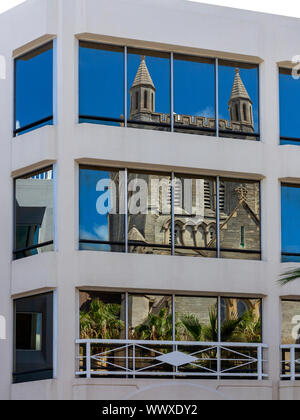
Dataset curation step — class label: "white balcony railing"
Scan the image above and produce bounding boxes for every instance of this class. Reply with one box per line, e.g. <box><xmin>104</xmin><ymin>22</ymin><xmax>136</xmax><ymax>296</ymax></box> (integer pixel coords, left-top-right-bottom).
<box><xmin>76</xmin><ymin>339</ymin><xmax>268</xmax><ymax>380</ymax></box>
<box><xmin>281</xmin><ymin>345</ymin><xmax>300</xmax><ymax>380</ymax></box>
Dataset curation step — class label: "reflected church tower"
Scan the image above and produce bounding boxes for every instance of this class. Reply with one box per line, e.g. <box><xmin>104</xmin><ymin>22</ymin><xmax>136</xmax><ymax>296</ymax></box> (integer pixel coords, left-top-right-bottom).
<box><xmin>228</xmin><ymin>68</ymin><xmax>254</xmax><ymax>133</ymax></box>
<box><xmin>129</xmin><ymin>56</ymin><xmax>156</xmax><ymax>122</ymax></box>
<box><xmin>106</xmin><ymin>59</ymin><xmax>260</xmax><ymax>258</ymax></box>
<box><xmin>129</xmin><ymin>57</ymin><xmax>254</xmax><ymax>135</ymax></box>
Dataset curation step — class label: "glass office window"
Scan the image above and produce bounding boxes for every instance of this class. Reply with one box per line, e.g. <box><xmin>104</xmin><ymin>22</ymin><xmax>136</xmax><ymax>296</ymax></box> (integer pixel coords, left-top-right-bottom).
<box><xmin>282</xmin><ymin>300</ymin><xmax>300</xmax><ymax>345</ymax></box>
<box><xmin>221</xmin><ymin>298</ymin><xmax>262</xmax><ymax>343</ymax></box>
<box><xmin>79</xmin><ymin>166</ymin><xmax>125</xmax><ymax>252</ymax></box>
<box><xmin>127</xmin><ymin>171</ymin><xmax>172</xmax><ymax>255</ymax></box>
<box><xmin>14</xmin><ymin>42</ymin><xmax>53</xmax><ymax>136</ymax></box>
<box><xmin>175</xmin><ymin>296</ymin><xmax>218</xmax><ymax>341</ymax></box>
<box><xmin>127</xmin><ymin>48</ymin><xmax>170</xmax><ymax>131</ymax></box>
<box><xmin>14</xmin><ymin>292</ymin><xmax>53</xmax><ymax>384</ymax></box>
<box><xmin>281</xmin><ymin>184</ymin><xmax>300</xmax><ymax>262</ymax></box>
<box><xmin>279</xmin><ymin>68</ymin><xmax>300</xmax><ymax>145</ymax></box>
<box><xmin>128</xmin><ymin>294</ymin><xmax>172</xmax><ymax>340</ymax></box>
<box><xmin>219</xmin><ymin>179</ymin><xmax>261</xmax><ymax>260</ymax></box>
<box><xmin>174</xmin><ymin>54</ymin><xmax>215</xmax><ymax>135</ymax></box>
<box><xmin>174</xmin><ymin>174</ymin><xmax>217</xmax><ymax>258</ymax></box>
<box><xmin>80</xmin><ymin>291</ymin><xmax>126</xmax><ymax>339</ymax></box>
<box><xmin>79</xmin><ymin>41</ymin><xmax>124</xmax><ymax>126</ymax></box>
<box><xmin>14</xmin><ymin>167</ymin><xmax>54</xmax><ymax>260</ymax></box>
<box><xmin>218</xmin><ymin>60</ymin><xmax>259</xmax><ymax>141</ymax></box>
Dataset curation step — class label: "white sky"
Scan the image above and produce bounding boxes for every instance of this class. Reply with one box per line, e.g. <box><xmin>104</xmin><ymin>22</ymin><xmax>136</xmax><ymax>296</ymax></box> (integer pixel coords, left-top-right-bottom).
<box><xmin>1</xmin><ymin>0</ymin><xmax>300</xmax><ymax>19</ymax></box>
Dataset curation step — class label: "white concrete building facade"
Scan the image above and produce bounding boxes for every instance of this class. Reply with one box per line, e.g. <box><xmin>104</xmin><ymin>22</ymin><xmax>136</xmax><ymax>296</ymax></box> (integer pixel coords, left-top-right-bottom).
<box><xmin>1</xmin><ymin>0</ymin><xmax>300</xmax><ymax>400</ymax></box>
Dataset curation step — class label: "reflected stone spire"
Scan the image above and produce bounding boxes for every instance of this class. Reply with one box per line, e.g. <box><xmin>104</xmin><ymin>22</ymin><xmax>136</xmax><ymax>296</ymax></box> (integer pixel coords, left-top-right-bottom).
<box><xmin>228</xmin><ymin>68</ymin><xmax>254</xmax><ymax>131</ymax></box>
<box><xmin>131</xmin><ymin>55</ymin><xmax>155</xmax><ymax>89</ymax></box>
<box><xmin>129</xmin><ymin>56</ymin><xmax>156</xmax><ymax>119</ymax></box>
<box><xmin>229</xmin><ymin>68</ymin><xmax>251</xmax><ymax>102</ymax></box>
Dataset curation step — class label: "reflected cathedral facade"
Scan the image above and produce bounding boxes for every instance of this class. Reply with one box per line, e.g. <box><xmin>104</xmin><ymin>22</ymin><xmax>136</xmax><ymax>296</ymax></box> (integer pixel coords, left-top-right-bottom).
<box><xmin>108</xmin><ymin>57</ymin><xmax>260</xmax><ymax>260</ymax></box>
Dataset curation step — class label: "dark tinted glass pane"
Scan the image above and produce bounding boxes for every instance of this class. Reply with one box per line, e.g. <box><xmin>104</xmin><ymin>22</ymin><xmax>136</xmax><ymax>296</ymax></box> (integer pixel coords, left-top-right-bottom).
<box><xmin>14</xmin><ymin>292</ymin><xmax>53</xmax><ymax>384</ymax></box>
<box><xmin>79</xmin><ymin>42</ymin><xmax>124</xmax><ymax>125</ymax></box>
<box><xmin>221</xmin><ymin>298</ymin><xmax>262</xmax><ymax>342</ymax></box>
<box><xmin>14</xmin><ymin>168</ymin><xmax>54</xmax><ymax>259</ymax></box>
<box><xmin>16</xmin><ymin>313</ymin><xmax>42</xmax><ymax>350</ymax></box>
<box><xmin>127</xmin><ymin>48</ymin><xmax>170</xmax><ymax>131</ymax></box>
<box><xmin>79</xmin><ymin>167</ymin><xmax>125</xmax><ymax>252</ymax></box>
<box><xmin>174</xmin><ymin>175</ymin><xmax>217</xmax><ymax>257</ymax></box>
<box><xmin>80</xmin><ymin>291</ymin><xmax>126</xmax><ymax>339</ymax></box>
<box><xmin>281</xmin><ymin>184</ymin><xmax>300</xmax><ymax>261</ymax></box>
<box><xmin>127</xmin><ymin>171</ymin><xmax>171</xmax><ymax>254</ymax></box>
<box><xmin>219</xmin><ymin>180</ymin><xmax>261</xmax><ymax>260</ymax></box>
<box><xmin>218</xmin><ymin>61</ymin><xmax>259</xmax><ymax>140</ymax></box>
<box><xmin>15</xmin><ymin>42</ymin><xmax>53</xmax><ymax>134</ymax></box>
<box><xmin>175</xmin><ymin>296</ymin><xmax>218</xmax><ymax>341</ymax></box>
<box><xmin>128</xmin><ymin>294</ymin><xmax>172</xmax><ymax>340</ymax></box>
<box><xmin>174</xmin><ymin>55</ymin><xmax>215</xmax><ymax>135</ymax></box>
<box><xmin>279</xmin><ymin>68</ymin><xmax>300</xmax><ymax>143</ymax></box>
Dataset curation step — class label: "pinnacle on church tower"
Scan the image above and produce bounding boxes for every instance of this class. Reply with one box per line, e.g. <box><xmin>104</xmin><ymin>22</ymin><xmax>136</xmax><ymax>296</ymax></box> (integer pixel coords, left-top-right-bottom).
<box><xmin>129</xmin><ymin>56</ymin><xmax>156</xmax><ymax>119</ymax></box>
<box><xmin>228</xmin><ymin>68</ymin><xmax>254</xmax><ymax>132</ymax></box>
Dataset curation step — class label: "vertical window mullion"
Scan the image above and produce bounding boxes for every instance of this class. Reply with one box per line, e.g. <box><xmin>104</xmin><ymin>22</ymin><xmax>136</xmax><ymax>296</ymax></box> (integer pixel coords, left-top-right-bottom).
<box><xmin>170</xmin><ymin>52</ymin><xmax>174</xmax><ymax>132</ymax></box>
<box><xmin>124</xmin><ymin>168</ymin><xmax>128</xmax><ymax>253</ymax></box>
<box><xmin>216</xmin><ymin>176</ymin><xmax>221</xmax><ymax>258</ymax></box>
<box><xmin>125</xmin><ymin>292</ymin><xmax>129</xmax><ymax>340</ymax></box>
<box><xmin>171</xmin><ymin>172</ymin><xmax>175</xmax><ymax>255</ymax></box>
<box><xmin>172</xmin><ymin>294</ymin><xmax>176</xmax><ymax>342</ymax></box>
<box><xmin>124</xmin><ymin>46</ymin><xmax>128</xmax><ymax>128</ymax></box>
<box><xmin>215</xmin><ymin>58</ymin><xmax>219</xmax><ymax>138</ymax></box>
<box><xmin>218</xmin><ymin>296</ymin><xmax>221</xmax><ymax>343</ymax></box>
<box><xmin>53</xmin><ymin>38</ymin><xmax>58</xmax><ymax>126</ymax></box>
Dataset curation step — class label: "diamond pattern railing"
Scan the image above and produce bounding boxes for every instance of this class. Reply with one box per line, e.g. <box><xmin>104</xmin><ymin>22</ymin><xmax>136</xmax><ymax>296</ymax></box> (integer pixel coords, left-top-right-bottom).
<box><xmin>281</xmin><ymin>345</ymin><xmax>300</xmax><ymax>380</ymax></box>
<box><xmin>76</xmin><ymin>339</ymin><xmax>268</xmax><ymax>380</ymax></box>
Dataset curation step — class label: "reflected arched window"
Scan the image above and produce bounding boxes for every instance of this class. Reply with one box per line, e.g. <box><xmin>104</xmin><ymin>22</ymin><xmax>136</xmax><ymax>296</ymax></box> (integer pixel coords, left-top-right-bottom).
<box><xmin>183</xmin><ymin>226</ymin><xmax>194</xmax><ymax>247</ymax></box>
<box><xmin>243</xmin><ymin>103</ymin><xmax>248</xmax><ymax>121</ymax></box>
<box><xmin>209</xmin><ymin>226</ymin><xmax>216</xmax><ymax>242</ymax></box>
<box><xmin>235</xmin><ymin>104</ymin><xmax>239</xmax><ymax>121</ymax></box>
<box><xmin>144</xmin><ymin>91</ymin><xmax>148</xmax><ymax>109</ymax></box>
<box><xmin>135</xmin><ymin>92</ymin><xmax>139</xmax><ymax>110</ymax></box>
<box><xmin>195</xmin><ymin>226</ymin><xmax>205</xmax><ymax>247</ymax></box>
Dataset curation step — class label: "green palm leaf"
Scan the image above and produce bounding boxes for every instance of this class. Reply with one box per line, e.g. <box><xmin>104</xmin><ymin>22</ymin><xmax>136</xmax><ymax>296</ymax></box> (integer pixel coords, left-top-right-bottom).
<box><xmin>278</xmin><ymin>268</ymin><xmax>300</xmax><ymax>286</ymax></box>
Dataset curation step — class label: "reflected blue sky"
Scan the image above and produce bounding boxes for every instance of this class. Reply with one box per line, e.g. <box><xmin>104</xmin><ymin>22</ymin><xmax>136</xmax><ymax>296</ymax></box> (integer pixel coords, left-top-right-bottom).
<box><xmin>79</xmin><ymin>44</ymin><xmax>124</xmax><ymax>120</ymax></box>
<box><xmin>80</xmin><ymin>169</ymin><xmax>110</xmax><ymax>242</ymax></box>
<box><xmin>79</xmin><ymin>168</ymin><xmax>125</xmax><ymax>250</ymax></box>
<box><xmin>174</xmin><ymin>58</ymin><xmax>215</xmax><ymax>118</ymax></box>
<box><xmin>279</xmin><ymin>72</ymin><xmax>300</xmax><ymax>139</ymax></box>
<box><xmin>15</xmin><ymin>45</ymin><xmax>53</xmax><ymax>130</ymax></box>
<box><xmin>218</xmin><ymin>65</ymin><xmax>259</xmax><ymax>132</ymax></box>
<box><xmin>281</xmin><ymin>185</ymin><xmax>300</xmax><ymax>259</ymax></box>
<box><xmin>127</xmin><ymin>52</ymin><xmax>170</xmax><ymax>115</ymax></box>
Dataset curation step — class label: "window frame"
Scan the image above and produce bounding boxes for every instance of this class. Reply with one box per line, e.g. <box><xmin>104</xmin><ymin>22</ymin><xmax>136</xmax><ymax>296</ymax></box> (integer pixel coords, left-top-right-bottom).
<box><xmin>79</xmin><ymin>290</ymin><xmax>263</xmax><ymax>345</ymax></box>
<box><xmin>13</xmin><ymin>40</ymin><xmax>54</xmax><ymax>137</ymax></box>
<box><xmin>79</xmin><ymin>165</ymin><xmax>261</xmax><ymax>260</ymax></box>
<box><xmin>281</xmin><ymin>182</ymin><xmax>300</xmax><ymax>261</ymax></box>
<box><xmin>13</xmin><ymin>165</ymin><xmax>55</xmax><ymax>260</ymax></box>
<box><xmin>13</xmin><ymin>291</ymin><xmax>55</xmax><ymax>384</ymax></box>
<box><xmin>279</xmin><ymin>67</ymin><xmax>300</xmax><ymax>145</ymax></box>
<box><xmin>78</xmin><ymin>39</ymin><xmax>261</xmax><ymax>141</ymax></box>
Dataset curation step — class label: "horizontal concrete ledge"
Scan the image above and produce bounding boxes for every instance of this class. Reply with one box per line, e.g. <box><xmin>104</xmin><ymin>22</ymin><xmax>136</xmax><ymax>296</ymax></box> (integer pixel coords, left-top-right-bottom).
<box><xmin>76</xmin><ymin>32</ymin><xmax>263</xmax><ymax>64</ymax></box>
<box><xmin>11</xmin><ymin>252</ymin><xmax>58</xmax><ymax>297</ymax></box>
<box><xmin>74</xmin><ymin>123</ymin><xmax>266</xmax><ymax>179</ymax></box>
<box><xmin>72</xmin><ymin>378</ymin><xmax>273</xmax><ymax>400</ymax></box>
<box><xmin>76</xmin><ymin>250</ymin><xmax>268</xmax><ymax>296</ymax></box>
<box><xmin>11</xmin><ymin>125</ymin><xmax>57</xmax><ymax>175</ymax></box>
